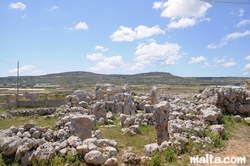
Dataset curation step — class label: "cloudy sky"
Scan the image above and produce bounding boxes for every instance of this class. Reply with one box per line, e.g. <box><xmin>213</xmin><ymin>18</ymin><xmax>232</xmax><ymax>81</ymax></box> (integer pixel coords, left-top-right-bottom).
<box><xmin>0</xmin><ymin>0</ymin><xmax>250</xmax><ymax>77</ymax></box>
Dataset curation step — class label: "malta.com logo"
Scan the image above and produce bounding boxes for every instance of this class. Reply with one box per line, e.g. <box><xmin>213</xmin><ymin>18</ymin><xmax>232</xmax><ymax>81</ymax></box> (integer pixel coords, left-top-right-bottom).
<box><xmin>190</xmin><ymin>154</ymin><xmax>247</xmax><ymax>164</ymax></box>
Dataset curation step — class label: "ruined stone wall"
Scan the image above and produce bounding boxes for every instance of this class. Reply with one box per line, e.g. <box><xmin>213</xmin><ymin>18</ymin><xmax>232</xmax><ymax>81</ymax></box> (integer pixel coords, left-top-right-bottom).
<box><xmin>17</xmin><ymin>99</ymin><xmax>65</xmax><ymax>108</ymax></box>
<box><xmin>0</xmin><ymin>96</ymin><xmax>65</xmax><ymax>109</ymax></box>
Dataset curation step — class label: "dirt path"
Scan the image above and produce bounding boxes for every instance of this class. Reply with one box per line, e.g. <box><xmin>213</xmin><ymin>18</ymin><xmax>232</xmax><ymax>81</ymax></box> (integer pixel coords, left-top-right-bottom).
<box><xmin>192</xmin><ymin>124</ymin><xmax>250</xmax><ymax>166</ymax></box>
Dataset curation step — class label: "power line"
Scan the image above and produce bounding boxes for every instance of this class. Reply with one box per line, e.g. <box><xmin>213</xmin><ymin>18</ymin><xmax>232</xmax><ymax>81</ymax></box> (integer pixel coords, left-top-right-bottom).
<box><xmin>199</xmin><ymin>0</ymin><xmax>250</xmax><ymax>4</ymax></box>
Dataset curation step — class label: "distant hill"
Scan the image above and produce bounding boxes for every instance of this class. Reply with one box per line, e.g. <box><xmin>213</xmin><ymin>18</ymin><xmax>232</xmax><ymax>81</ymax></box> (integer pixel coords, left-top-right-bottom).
<box><xmin>0</xmin><ymin>71</ymin><xmax>249</xmax><ymax>88</ymax></box>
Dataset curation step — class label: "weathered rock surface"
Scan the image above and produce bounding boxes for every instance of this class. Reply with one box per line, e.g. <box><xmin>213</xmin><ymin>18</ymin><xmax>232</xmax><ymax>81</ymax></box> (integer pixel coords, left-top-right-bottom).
<box><xmin>143</xmin><ymin>143</ymin><xmax>159</xmax><ymax>156</ymax></box>
<box><xmin>122</xmin><ymin>152</ymin><xmax>141</xmax><ymax>164</ymax></box>
<box><xmin>153</xmin><ymin>101</ymin><xmax>170</xmax><ymax>145</ymax></box>
<box><xmin>84</xmin><ymin>150</ymin><xmax>105</xmax><ymax>165</ymax></box>
<box><xmin>34</xmin><ymin>142</ymin><xmax>55</xmax><ymax>162</ymax></box>
<box><xmin>198</xmin><ymin>86</ymin><xmax>250</xmax><ymax>114</ymax></box>
<box><xmin>70</xmin><ymin>115</ymin><xmax>96</xmax><ymax>141</ymax></box>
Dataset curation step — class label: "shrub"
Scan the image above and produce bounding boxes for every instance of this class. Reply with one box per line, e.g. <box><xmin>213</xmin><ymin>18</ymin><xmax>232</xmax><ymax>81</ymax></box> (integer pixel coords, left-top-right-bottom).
<box><xmin>204</xmin><ymin>130</ymin><xmax>226</xmax><ymax>149</ymax></box>
<box><xmin>164</xmin><ymin>148</ymin><xmax>178</xmax><ymax>162</ymax></box>
<box><xmin>150</xmin><ymin>152</ymin><xmax>161</xmax><ymax>166</ymax></box>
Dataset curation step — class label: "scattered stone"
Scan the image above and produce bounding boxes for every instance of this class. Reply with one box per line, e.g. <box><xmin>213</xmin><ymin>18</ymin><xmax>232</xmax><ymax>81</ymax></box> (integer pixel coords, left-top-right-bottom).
<box><xmin>143</xmin><ymin>143</ymin><xmax>159</xmax><ymax>157</ymax></box>
<box><xmin>244</xmin><ymin>117</ymin><xmax>250</xmax><ymax>125</ymax></box>
<box><xmin>67</xmin><ymin>135</ymin><xmax>82</xmax><ymax>147</ymax></box>
<box><xmin>84</xmin><ymin>150</ymin><xmax>105</xmax><ymax>165</ymax></box>
<box><xmin>234</xmin><ymin>115</ymin><xmax>242</xmax><ymax>123</ymax></box>
<box><xmin>34</xmin><ymin>142</ymin><xmax>55</xmax><ymax>162</ymax></box>
<box><xmin>103</xmin><ymin>146</ymin><xmax>118</xmax><ymax>158</ymax></box>
<box><xmin>122</xmin><ymin>152</ymin><xmax>141</xmax><ymax>164</ymax></box>
<box><xmin>76</xmin><ymin>144</ymin><xmax>89</xmax><ymax>154</ymax></box>
<box><xmin>210</xmin><ymin>125</ymin><xmax>225</xmax><ymax>135</ymax></box>
<box><xmin>104</xmin><ymin>157</ymin><xmax>118</xmax><ymax>166</ymax></box>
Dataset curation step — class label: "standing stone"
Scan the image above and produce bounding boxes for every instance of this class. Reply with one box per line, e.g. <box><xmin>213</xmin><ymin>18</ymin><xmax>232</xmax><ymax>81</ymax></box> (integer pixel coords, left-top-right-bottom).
<box><xmin>123</xmin><ymin>93</ymin><xmax>136</xmax><ymax>115</ymax></box>
<box><xmin>70</xmin><ymin>115</ymin><xmax>96</xmax><ymax>141</ymax></box>
<box><xmin>153</xmin><ymin>101</ymin><xmax>170</xmax><ymax>145</ymax></box>
<box><xmin>151</xmin><ymin>86</ymin><xmax>157</xmax><ymax>105</ymax></box>
<box><xmin>92</xmin><ymin>102</ymin><xmax>107</xmax><ymax>122</ymax></box>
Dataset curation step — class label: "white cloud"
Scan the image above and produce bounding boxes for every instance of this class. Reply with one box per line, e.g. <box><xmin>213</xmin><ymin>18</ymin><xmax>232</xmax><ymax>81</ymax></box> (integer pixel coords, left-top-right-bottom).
<box><xmin>213</xmin><ymin>57</ymin><xmax>226</xmax><ymax>63</ymax></box>
<box><xmin>88</xmin><ymin>42</ymin><xmax>181</xmax><ymax>71</ymax></box>
<box><xmin>167</xmin><ymin>17</ymin><xmax>196</xmax><ymax>29</ymax></box>
<box><xmin>223</xmin><ymin>30</ymin><xmax>250</xmax><ymax>41</ymax></box>
<box><xmin>223</xmin><ymin>61</ymin><xmax>236</xmax><ymax>67</ymax></box>
<box><xmin>152</xmin><ymin>2</ymin><xmax>164</xmax><ymax>9</ymax></box>
<box><xmin>51</xmin><ymin>6</ymin><xmax>59</xmax><ymax>11</ymax></box>
<box><xmin>207</xmin><ymin>42</ymin><xmax>226</xmax><ymax>49</ymax></box>
<box><xmin>189</xmin><ymin>56</ymin><xmax>206</xmax><ymax>64</ymax></box>
<box><xmin>129</xmin><ymin>63</ymin><xmax>144</xmax><ymax>71</ymax></box>
<box><xmin>9</xmin><ymin>2</ymin><xmax>26</xmax><ymax>11</ymax></box>
<box><xmin>244</xmin><ymin>63</ymin><xmax>250</xmax><ymax>70</ymax></box>
<box><xmin>207</xmin><ymin>30</ymin><xmax>250</xmax><ymax>49</ymax></box>
<box><xmin>75</xmin><ymin>22</ymin><xmax>88</xmax><ymax>30</ymax></box>
<box><xmin>135</xmin><ymin>25</ymin><xmax>165</xmax><ymax>39</ymax></box>
<box><xmin>239</xmin><ymin>8</ymin><xmax>244</xmax><ymax>17</ymax></box>
<box><xmin>9</xmin><ymin>65</ymin><xmax>34</xmax><ymax>73</ymax></box>
<box><xmin>110</xmin><ymin>26</ymin><xmax>135</xmax><ymax>42</ymax></box>
<box><xmin>134</xmin><ymin>42</ymin><xmax>181</xmax><ymax>67</ymax></box>
<box><xmin>245</xmin><ymin>55</ymin><xmax>250</xmax><ymax>60</ymax></box>
<box><xmin>231</xmin><ymin>8</ymin><xmax>245</xmax><ymax>17</ymax></box>
<box><xmin>243</xmin><ymin>72</ymin><xmax>249</xmax><ymax>76</ymax></box>
<box><xmin>154</xmin><ymin>0</ymin><xmax>211</xmax><ymax>29</ymax></box>
<box><xmin>110</xmin><ymin>25</ymin><xmax>164</xmax><ymax>42</ymax></box>
<box><xmin>236</xmin><ymin>19</ymin><xmax>250</xmax><ymax>28</ymax></box>
<box><xmin>203</xmin><ymin>62</ymin><xmax>210</xmax><ymax>67</ymax></box>
<box><xmin>94</xmin><ymin>46</ymin><xmax>109</xmax><ymax>52</ymax></box>
<box><xmin>66</xmin><ymin>22</ymin><xmax>88</xmax><ymax>31</ymax></box>
<box><xmin>89</xmin><ymin>56</ymin><xmax>125</xmax><ymax>71</ymax></box>
<box><xmin>86</xmin><ymin>53</ymin><xmax>105</xmax><ymax>61</ymax></box>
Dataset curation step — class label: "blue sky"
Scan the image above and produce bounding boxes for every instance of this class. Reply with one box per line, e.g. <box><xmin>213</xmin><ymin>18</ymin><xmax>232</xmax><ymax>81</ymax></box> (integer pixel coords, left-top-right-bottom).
<box><xmin>0</xmin><ymin>0</ymin><xmax>250</xmax><ymax>77</ymax></box>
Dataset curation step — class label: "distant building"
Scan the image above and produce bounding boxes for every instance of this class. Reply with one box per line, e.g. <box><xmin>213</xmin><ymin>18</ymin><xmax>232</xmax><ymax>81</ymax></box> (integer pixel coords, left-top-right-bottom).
<box><xmin>34</xmin><ymin>83</ymin><xmax>60</xmax><ymax>88</ymax></box>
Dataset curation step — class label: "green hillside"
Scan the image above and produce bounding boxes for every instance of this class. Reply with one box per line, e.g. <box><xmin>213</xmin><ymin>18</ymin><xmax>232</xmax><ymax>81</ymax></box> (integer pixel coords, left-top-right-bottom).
<box><xmin>0</xmin><ymin>71</ymin><xmax>249</xmax><ymax>89</ymax></box>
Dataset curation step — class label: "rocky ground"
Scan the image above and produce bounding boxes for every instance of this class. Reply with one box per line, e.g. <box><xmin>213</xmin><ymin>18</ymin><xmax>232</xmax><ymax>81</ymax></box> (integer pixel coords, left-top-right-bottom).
<box><xmin>0</xmin><ymin>83</ymin><xmax>250</xmax><ymax>165</ymax></box>
<box><xmin>193</xmin><ymin>123</ymin><xmax>250</xmax><ymax>166</ymax></box>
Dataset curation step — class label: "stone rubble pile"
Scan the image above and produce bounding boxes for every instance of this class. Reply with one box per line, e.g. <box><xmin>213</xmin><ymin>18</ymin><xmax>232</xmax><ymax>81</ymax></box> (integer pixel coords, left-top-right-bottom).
<box><xmin>197</xmin><ymin>86</ymin><xmax>250</xmax><ymax>114</ymax></box>
<box><xmin>66</xmin><ymin>84</ymin><xmax>136</xmax><ymax>117</ymax></box>
<box><xmin>0</xmin><ymin>120</ymin><xmax>119</xmax><ymax>166</ymax></box>
<box><xmin>0</xmin><ymin>108</ymin><xmax>57</xmax><ymax>119</ymax></box>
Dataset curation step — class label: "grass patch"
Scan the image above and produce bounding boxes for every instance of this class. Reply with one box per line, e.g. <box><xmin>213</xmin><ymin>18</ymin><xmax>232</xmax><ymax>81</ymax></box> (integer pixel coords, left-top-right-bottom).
<box><xmin>223</xmin><ymin>115</ymin><xmax>235</xmax><ymax>138</ymax></box>
<box><xmin>99</xmin><ymin>114</ymin><xmax>156</xmax><ymax>163</ymax></box>
<box><xmin>0</xmin><ymin>115</ymin><xmax>58</xmax><ymax>130</ymax></box>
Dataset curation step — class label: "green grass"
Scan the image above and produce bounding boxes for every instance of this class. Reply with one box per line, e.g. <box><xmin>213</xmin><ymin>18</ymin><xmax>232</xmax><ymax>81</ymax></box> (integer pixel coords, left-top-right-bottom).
<box><xmin>0</xmin><ymin>116</ymin><xmax>58</xmax><ymax>130</ymax></box>
<box><xmin>99</xmin><ymin>114</ymin><xmax>156</xmax><ymax>163</ymax></box>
